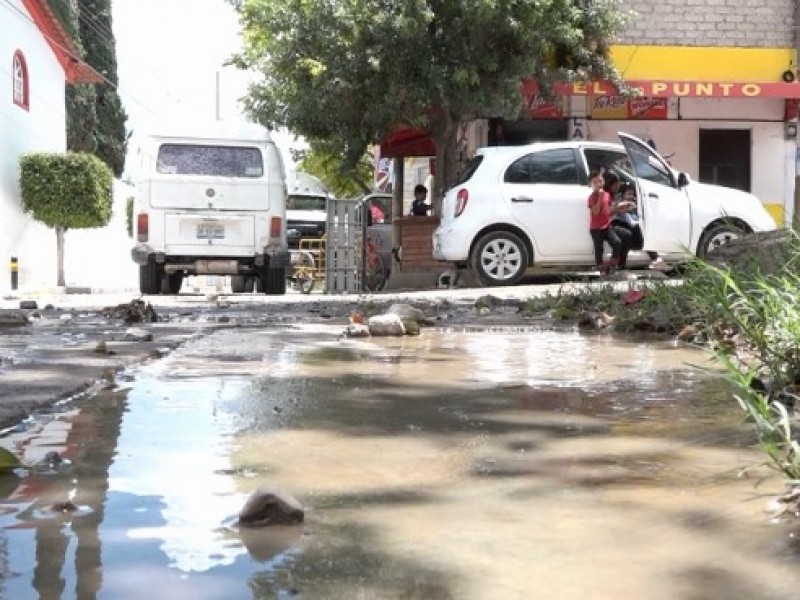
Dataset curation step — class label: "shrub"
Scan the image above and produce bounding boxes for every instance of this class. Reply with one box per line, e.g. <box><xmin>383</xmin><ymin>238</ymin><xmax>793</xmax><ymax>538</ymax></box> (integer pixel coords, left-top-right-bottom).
<box><xmin>20</xmin><ymin>152</ymin><xmax>113</xmax><ymax>230</ymax></box>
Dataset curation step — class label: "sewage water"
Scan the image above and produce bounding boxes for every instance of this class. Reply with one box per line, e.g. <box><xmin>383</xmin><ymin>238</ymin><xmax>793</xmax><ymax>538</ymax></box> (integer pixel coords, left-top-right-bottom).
<box><xmin>0</xmin><ymin>326</ymin><xmax>797</xmax><ymax>600</ymax></box>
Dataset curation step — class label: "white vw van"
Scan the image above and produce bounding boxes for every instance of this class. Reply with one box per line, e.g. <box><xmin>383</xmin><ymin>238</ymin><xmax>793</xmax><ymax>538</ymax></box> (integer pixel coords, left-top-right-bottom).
<box><xmin>130</xmin><ymin>121</ymin><xmax>290</xmax><ymax>295</ymax></box>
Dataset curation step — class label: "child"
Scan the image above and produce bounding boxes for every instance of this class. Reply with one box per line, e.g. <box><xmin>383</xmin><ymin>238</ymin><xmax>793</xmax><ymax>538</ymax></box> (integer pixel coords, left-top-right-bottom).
<box><xmin>614</xmin><ymin>184</ymin><xmax>668</xmax><ymax>271</ymax></box>
<box><xmin>587</xmin><ymin>169</ymin><xmax>623</xmax><ymax>273</ymax></box>
<box><xmin>410</xmin><ymin>184</ymin><xmax>431</xmax><ymax>216</ymax></box>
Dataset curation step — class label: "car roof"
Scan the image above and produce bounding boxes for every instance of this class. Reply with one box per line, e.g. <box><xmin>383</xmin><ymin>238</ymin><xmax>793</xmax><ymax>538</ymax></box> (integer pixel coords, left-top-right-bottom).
<box><xmin>476</xmin><ymin>140</ymin><xmax>624</xmax><ymax>157</ymax></box>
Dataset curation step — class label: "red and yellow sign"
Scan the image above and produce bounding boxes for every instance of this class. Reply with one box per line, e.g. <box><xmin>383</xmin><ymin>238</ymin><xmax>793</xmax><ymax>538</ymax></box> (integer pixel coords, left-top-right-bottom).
<box><xmin>522</xmin><ymin>93</ymin><xmax>563</xmax><ymax>119</ymax></box>
<box><xmin>522</xmin><ymin>79</ymin><xmax>800</xmax><ymax>99</ymax></box>
<box><xmin>590</xmin><ymin>96</ymin><xmax>668</xmax><ymax>119</ymax></box>
<box><xmin>563</xmin><ymin>80</ymin><xmax>800</xmax><ymax>98</ymax></box>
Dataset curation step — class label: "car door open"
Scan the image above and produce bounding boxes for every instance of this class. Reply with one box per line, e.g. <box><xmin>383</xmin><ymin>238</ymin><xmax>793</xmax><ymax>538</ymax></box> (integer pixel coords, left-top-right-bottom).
<box><xmin>618</xmin><ymin>133</ymin><xmax>691</xmax><ymax>256</ymax></box>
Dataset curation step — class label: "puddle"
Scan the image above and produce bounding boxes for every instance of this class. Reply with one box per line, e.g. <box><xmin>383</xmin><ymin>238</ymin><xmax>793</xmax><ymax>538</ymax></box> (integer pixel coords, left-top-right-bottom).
<box><xmin>0</xmin><ymin>326</ymin><xmax>797</xmax><ymax>599</ymax></box>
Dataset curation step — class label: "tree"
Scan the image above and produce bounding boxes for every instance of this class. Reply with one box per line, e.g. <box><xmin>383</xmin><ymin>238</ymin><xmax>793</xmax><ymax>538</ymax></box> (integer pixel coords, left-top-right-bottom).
<box><xmin>19</xmin><ymin>153</ymin><xmax>113</xmax><ymax>287</ymax></box>
<box><xmin>296</xmin><ymin>141</ymin><xmax>375</xmax><ymax>198</ymax></box>
<box><xmin>230</xmin><ymin>0</ymin><xmax>628</xmax><ymax>213</ymax></box>
<box><xmin>62</xmin><ymin>0</ymin><xmax>128</xmax><ymax>176</ymax></box>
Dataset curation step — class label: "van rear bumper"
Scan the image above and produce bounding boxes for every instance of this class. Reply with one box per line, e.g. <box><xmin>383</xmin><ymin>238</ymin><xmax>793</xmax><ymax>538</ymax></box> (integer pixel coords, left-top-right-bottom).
<box><xmin>131</xmin><ymin>243</ymin><xmax>290</xmax><ymax>271</ymax></box>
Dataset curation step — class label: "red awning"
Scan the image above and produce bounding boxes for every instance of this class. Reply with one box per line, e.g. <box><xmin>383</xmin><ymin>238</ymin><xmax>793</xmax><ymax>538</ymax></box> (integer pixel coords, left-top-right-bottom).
<box><xmin>379</xmin><ymin>127</ymin><xmax>436</xmax><ymax>158</ymax></box>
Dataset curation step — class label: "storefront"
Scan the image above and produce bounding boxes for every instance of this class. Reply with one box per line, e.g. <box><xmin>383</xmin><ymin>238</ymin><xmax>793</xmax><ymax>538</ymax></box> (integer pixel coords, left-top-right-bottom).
<box><xmin>501</xmin><ymin>46</ymin><xmax>800</xmax><ymax>227</ymax></box>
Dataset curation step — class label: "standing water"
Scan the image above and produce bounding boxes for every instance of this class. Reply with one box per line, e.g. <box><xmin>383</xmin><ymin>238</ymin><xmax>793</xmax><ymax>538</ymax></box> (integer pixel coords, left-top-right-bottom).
<box><xmin>0</xmin><ymin>325</ymin><xmax>797</xmax><ymax>600</ymax></box>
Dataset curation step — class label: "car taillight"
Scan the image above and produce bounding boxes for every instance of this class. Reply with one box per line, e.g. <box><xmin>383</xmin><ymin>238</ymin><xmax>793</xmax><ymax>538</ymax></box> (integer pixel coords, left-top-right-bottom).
<box><xmin>455</xmin><ymin>189</ymin><xmax>469</xmax><ymax>217</ymax></box>
<box><xmin>136</xmin><ymin>213</ymin><xmax>149</xmax><ymax>242</ymax></box>
<box><xmin>270</xmin><ymin>217</ymin><xmax>282</xmax><ymax>239</ymax></box>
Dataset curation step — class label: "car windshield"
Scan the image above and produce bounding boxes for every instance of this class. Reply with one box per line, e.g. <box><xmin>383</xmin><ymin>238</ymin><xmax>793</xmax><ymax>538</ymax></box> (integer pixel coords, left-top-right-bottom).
<box><xmin>287</xmin><ymin>195</ymin><xmax>327</xmax><ymax>211</ymax></box>
<box><xmin>156</xmin><ymin>144</ymin><xmax>264</xmax><ymax>178</ymax></box>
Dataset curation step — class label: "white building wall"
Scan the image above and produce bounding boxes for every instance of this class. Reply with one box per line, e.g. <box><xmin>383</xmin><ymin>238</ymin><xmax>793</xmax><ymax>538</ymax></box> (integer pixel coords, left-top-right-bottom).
<box><xmin>0</xmin><ymin>1</ymin><xmax>138</xmax><ymax>293</ymax></box>
<box><xmin>0</xmin><ymin>0</ymin><xmax>65</xmax><ymax>293</ymax></box>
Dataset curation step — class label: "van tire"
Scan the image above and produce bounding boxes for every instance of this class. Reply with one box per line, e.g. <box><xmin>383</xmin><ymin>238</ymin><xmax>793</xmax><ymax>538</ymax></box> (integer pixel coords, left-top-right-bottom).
<box><xmin>162</xmin><ymin>273</ymin><xmax>183</xmax><ymax>295</ymax></box>
<box><xmin>139</xmin><ymin>259</ymin><xmax>162</xmax><ymax>295</ymax></box>
<box><xmin>261</xmin><ymin>268</ymin><xmax>287</xmax><ymax>295</ymax></box>
<box><xmin>231</xmin><ymin>275</ymin><xmax>247</xmax><ymax>293</ymax></box>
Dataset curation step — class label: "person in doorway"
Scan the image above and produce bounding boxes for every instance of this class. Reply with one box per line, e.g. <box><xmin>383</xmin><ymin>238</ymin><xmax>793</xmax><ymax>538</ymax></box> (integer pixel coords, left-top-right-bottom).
<box><xmin>612</xmin><ymin>183</ymin><xmax>669</xmax><ymax>271</ymax></box>
<box><xmin>587</xmin><ymin>169</ymin><xmax>623</xmax><ymax>274</ymax></box>
<box><xmin>410</xmin><ymin>184</ymin><xmax>431</xmax><ymax>216</ymax></box>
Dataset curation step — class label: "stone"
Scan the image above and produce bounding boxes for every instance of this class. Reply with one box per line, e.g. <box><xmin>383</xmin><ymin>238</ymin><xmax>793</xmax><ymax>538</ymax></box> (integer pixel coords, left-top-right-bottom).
<box><xmin>343</xmin><ymin>324</ymin><xmax>370</xmax><ymax>338</ymax></box>
<box><xmin>386</xmin><ymin>303</ymin><xmax>426</xmax><ymax>324</ymax></box>
<box><xmin>0</xmin><ymin>311</ymin><xmax>28</xmax><ymax>328</ymax></box>
<box><xmin>19</xmin><ymin>300</ymin><xmax>37</xmax><ymax>310</ymax></box>
<box><xmin>123</xmin><ymin>328</ymin><xmax>153</xmax><ymax>342</ymax></box>
<box><xmin>94</xmin><ymin>340</ymin><xmax>114</xmax><ymax>355</ymax></box>
<box><xmin>402</xmin><ymin>320</ymin><xmax>420</xmax><ymax>336</ymax></box>
<box><xmin>238</xmin><ymin>487</ymin><xmax>304</xmax><ymax>527</ymax></box>
<box><xmin>367</xmin><ymin>314</ymin><xmax>405</xmax><ymax>336</ymax></box>
<box><xmin>474</xmin><ymin>295</ymin><xmax>502</xmax><ymax>310</ymax></box>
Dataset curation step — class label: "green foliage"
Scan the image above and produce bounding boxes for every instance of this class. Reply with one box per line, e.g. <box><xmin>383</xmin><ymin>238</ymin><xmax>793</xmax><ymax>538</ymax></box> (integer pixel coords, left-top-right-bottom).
<box><xmin>0</xmin><ymin>447</ymin><xmax>21</xmax><ymax>473</ymax></box>
<box><xmin>230</xmin><ymin>0</ymin><xmax>628</xmax><ymax>181</ymax></box>
<box><xmin>126</xmin><ymin>196</ymin><xmax>134</xmax><ymax>237</ymax></box>
<box><xmin>64</xmin><ymin>0</ymin><xmax>128</xmax><ymax>177</ymax></box>
<box><xmin>681</xmin><ymin>234</ymin><xmax>800</xmax><ymax>480</ymax></box>
<box><xmin>46</xmin><ymin>0</ymin><xmax>78</xmax><ymax>40</ymax></box>
<box><xmin>67</xmin><ymin>84</ymin><xmax>99</xmax><ymax>153</ymax></box>
<box><xmin>19</xmin><ymin>152</ymin><xmax>113</xmax><ymax>230</ymax></box>
<box><xmin>296</xmin><ymin>141</ymin><xmax>374</xmax><ymax>198</ymax></box>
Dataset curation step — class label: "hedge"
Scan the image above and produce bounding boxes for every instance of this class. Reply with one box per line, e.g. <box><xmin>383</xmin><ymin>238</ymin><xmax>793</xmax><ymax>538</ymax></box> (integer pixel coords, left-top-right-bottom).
<box><xmin>19</xmin><ymin>152</ymin><xmax>113</xmax><ymax>230</ymax></box>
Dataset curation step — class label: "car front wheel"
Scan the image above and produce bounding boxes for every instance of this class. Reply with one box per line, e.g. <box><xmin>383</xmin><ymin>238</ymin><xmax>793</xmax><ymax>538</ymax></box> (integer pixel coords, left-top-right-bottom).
<box><xmin>470</xmin><ymin>231</ymin><xmax>529</xmax><ymax>287</ymax></box>
<box><xmin>697</xmin><ymin>223</ymin><xmax>745</xmax><ymax>258</ymax></box>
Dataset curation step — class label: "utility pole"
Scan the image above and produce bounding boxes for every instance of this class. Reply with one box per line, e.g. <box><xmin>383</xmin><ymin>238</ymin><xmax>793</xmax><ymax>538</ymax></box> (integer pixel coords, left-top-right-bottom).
<box><xmin>215</xmin><ymin>71</ymin><xmax>222</xmax><ymax>121</ymax></box>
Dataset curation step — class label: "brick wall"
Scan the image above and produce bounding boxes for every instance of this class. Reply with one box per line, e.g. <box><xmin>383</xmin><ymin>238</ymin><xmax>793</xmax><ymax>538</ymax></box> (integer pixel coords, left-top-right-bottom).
<box><xmin>395</xmin><ymin>216</ymin><xmax>447</xmax><ymax>272</ymax></box>
<box><xmin>619</xmin><ymin>0</ymin><xmax>795</xmax><ymax>47</ymax></box>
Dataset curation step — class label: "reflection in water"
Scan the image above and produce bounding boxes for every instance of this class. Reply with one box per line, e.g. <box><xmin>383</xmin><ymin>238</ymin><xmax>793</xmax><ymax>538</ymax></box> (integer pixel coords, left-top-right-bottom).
<box><xmin>0</xmin><ymin>326</ymin><xmax>796</xmax><ymax>599</ymax></box>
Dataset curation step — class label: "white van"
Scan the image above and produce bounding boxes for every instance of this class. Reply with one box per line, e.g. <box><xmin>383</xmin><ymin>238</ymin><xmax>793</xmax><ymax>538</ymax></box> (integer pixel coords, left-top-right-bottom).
<box><xmin>130</xmin><ymin>121</ymin><xmax>290</xmax><ymax>295</ymax></box>
<box><xmin>286</xmin><ymin>171</ymin><xmax>331</xmax><ymax>249</ymax></box>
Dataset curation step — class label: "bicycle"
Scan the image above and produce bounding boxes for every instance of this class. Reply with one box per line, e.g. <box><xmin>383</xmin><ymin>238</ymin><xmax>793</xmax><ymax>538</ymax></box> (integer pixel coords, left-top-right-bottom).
<box><xmin>362</xmin><ymin>234</ymin><xmax>387</xmax><ymax>292</ymax></box>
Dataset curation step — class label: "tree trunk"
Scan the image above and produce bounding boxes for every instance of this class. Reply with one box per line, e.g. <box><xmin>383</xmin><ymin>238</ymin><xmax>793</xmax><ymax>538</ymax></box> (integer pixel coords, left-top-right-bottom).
<box><xmin>56</xmin><ymin>226</ymin><xmax>66</xmax><ymax>287</ymax></box>
<box><xmin>430</xmin><ymin>112</ymin><xmax>460</xmax><ymax>217</ymax></box>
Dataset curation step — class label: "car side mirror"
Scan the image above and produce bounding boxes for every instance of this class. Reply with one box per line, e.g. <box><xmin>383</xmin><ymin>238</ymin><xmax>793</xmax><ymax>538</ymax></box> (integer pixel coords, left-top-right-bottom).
<box><xmin>677</xmin><ymin>172</ymin><xmax>690</xmax><ymax>188</ymax></box>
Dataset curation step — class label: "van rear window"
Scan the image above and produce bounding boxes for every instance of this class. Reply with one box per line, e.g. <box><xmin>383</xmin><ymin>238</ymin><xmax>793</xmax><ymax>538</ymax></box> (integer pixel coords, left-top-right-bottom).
<box><xmin>287</xmin><ymin>195</ymin><xmax>327</xmax><ymax>211</ymax></box>
<box><xmin>156</xmin><ymin>144</ymin><xmax>264</xmax><ymax>177</ymax></box>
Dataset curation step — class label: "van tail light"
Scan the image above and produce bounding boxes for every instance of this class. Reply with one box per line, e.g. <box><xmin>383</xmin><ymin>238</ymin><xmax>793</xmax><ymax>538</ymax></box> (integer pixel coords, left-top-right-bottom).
<box><xmin>455</xmin><ymin>189</ymin><xmax>469</xmax><ymax>217</ymax></box>
<box><xmin>136</xmin><ymin>213</ymin><xmax>149</xmax><ymax>242</ymax></box>
<box><xmin>270</xmin><ymin>217</ymin><xmax>282</xmax><ymax>239</ymax></box>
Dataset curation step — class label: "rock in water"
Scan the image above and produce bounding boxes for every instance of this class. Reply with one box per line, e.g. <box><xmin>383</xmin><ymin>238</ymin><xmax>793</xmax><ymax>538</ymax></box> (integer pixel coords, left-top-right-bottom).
<box><xmin>238</xmin><ymin>487</ymin><xmax>304</xmax><ymax>527</ymax></box>
<box><xmin>367</xmin><ymin>314</ymin><xmax>405</xmax><ymax>336</ymax></box>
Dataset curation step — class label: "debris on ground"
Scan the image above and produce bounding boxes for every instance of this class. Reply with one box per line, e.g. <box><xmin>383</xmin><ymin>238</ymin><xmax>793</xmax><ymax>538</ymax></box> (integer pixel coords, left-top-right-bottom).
<box><xmin>102</xmin><ymin>299</ymin><xmax>158</xmax><ymax>323</ymax></box>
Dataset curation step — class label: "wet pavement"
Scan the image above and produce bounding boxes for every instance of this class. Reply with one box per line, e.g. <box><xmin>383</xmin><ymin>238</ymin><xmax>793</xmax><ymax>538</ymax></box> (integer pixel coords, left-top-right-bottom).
<box><xmin>0</xmin><ymin>323</ymin><xmax>797</xmax><ymax>599</ymax></box>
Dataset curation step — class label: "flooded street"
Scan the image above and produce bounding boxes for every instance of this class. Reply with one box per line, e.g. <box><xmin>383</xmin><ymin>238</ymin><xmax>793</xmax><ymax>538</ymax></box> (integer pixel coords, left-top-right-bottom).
<box><xmin>0</xmin><ymin>325</ymin><xmax>798</xmax><ymax>599</ymax></box>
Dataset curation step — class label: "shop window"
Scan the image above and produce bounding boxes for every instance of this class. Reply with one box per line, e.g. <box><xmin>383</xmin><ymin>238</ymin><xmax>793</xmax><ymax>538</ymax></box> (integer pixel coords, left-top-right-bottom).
<box><xmin>12</xmin><ymin>50</ymin><xmax>29</xmax><ymax>110</ymax></box>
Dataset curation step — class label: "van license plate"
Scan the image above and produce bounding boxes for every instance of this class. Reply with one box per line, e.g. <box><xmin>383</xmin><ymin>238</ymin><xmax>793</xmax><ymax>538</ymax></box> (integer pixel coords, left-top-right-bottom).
<box><xmin>197</xmin><ymin>224</ymin><xmax>225</xmax><ymax>239</ymax></box>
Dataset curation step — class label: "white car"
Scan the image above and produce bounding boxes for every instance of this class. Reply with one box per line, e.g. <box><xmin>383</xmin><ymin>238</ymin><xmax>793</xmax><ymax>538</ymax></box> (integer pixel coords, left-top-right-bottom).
<box><xmin>432</xmin><ymin>132</ymin><xmax>777</xmax><ymax>286</ymax></box>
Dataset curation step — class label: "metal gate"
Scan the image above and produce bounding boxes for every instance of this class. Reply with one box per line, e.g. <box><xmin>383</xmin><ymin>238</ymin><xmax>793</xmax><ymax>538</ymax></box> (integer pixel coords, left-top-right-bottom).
<box><xmin>325</xmin><ymin>197</ymin><xmax>366</xmax><ymax>294</ymax></box>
